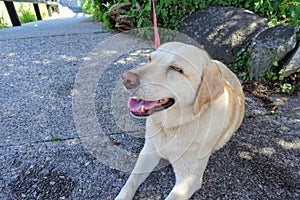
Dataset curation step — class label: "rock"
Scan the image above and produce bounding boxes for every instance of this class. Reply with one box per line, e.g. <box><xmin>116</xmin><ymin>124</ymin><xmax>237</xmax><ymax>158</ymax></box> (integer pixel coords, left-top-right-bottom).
<box><xmin>283</xmin><ymin>44</ymin><xmax>300</xmax><ymax>77</ymax></box>
<box><xmin>39</xmin><ymin>168</ymin><xmax>50</xmax><ymax>175</ymax></box>
<box><xmin>109</xmin><ymin>2</ymin><xmax>132</xmax><ymax>21</ymax></box>
<box><xmin>109</xmin><ymin>2</ymin><xmax>133</xmax><ymax>32</ymax></box>
<box><xmin>248</xmin><ymin>25</ymin><xmax>298</xmax><ymax>80</ymax></box>
<box><xmin>5</xmin><ymin>179</ymin><xmax>12</xmax><ymax>186</ymax></box>
<box><xmin>115</xmin><ymin>15</ymin><xmax>132</xmax><ymax>30</ymax></box>
<box><xmin>179</xmin><ymin>6</ymin><xmax>268</xmax><ymax>64</ymax></box>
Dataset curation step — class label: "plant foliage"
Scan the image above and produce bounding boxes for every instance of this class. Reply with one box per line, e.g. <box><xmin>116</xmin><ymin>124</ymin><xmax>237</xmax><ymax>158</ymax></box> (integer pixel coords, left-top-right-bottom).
<box><xmin>0</xmin><ymin>14</ymin><xmax>9</xmax><ymax>29</ymax></box>
<box><xmin>82</xmin><ymin>0</ymin><xmax>117</xmax><ymax>22</ymax></box>
<box><xmin>83</xmin><ymin>0</ymin><xmax>300</xmax><ymax>30</ymax></box>
<box><xmin>18</xmin><ymin>4</ymin><xmax>37</xmax><ymax>23</ymax></box>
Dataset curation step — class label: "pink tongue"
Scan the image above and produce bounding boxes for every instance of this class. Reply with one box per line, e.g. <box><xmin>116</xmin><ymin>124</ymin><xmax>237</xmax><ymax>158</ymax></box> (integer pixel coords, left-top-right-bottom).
<box><xmin>128</xmin><ymin>98</ymin><xmax>159</xmax><ymax>112</ymax></box>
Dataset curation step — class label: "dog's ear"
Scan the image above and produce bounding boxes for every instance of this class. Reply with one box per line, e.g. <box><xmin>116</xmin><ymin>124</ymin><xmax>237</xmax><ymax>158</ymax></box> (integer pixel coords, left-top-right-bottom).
<box><xmin>193</xmin><ymin>62</ymin><xmax>224</xmax><ymax>115</ymax></box>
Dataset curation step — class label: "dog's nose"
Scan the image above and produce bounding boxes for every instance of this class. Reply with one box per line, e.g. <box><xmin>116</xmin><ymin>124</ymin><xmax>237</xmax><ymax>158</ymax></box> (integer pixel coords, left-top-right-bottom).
<box><xmin>122</xmin><ymin>71</ymin><xmax>140</xmax><ymax>89</ymax></box>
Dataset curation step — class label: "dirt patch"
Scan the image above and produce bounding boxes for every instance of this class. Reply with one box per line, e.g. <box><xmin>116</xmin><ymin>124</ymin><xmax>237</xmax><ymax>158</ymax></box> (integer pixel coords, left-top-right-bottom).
<box><xmin>242</xmin><ymin>77</ymin><xmax>300</xmax><ymax>112</ymax></box>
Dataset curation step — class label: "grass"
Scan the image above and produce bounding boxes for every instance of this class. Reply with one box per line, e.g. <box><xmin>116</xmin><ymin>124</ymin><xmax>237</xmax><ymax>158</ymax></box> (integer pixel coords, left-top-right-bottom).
<box><xmin>0</xmin><ymin>2</ymin><xmax>49</xmax><ymax>27</ymax></box>
<box><xmin>0</xmin><ymin>14</ymin><xmax>9</xmax><ymax>29</ymax></box>
<box><xmin>41</xmin><ymin>137</ymin><xmax>62</xmax><ymax>143</ymax></box>
<box><xmin>18</xmin><ymin>4</ymin><xmax>37</xmax><ymax>23</ymax></box>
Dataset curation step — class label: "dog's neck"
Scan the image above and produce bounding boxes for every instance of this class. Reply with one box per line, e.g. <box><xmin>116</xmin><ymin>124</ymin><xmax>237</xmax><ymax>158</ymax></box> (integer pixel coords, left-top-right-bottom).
<box><xmin>148</xmin><ymin>105</ymin><xmax>201</xmax><ymax>133</ymax></box>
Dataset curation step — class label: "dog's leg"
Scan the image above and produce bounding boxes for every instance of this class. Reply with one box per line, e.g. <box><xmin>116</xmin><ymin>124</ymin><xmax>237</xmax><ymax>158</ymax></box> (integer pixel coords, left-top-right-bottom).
<box><xmin>115</xmin><ymin>142</ymin><xmax>160</xmax><ymax>200</ymax></box>
<box><xmin>165</xmin><ymin>155</ymin><xmax>210</xmax><ymax>200</ymax></box>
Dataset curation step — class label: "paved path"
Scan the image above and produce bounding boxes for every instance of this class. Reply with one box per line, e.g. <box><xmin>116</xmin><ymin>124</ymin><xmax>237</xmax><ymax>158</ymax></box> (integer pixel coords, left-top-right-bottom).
<box><xmin>0</xmin><ymin>6</ymin><xmax>299</xmax><ymax>200</ymax></box>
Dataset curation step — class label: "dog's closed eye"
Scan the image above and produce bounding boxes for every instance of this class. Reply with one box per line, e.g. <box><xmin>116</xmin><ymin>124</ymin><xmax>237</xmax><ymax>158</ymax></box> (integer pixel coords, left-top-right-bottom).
<box><xmin>169</xmin><ymin>65</ymin><xmax>184</xmax><ymax>74</ymax></box>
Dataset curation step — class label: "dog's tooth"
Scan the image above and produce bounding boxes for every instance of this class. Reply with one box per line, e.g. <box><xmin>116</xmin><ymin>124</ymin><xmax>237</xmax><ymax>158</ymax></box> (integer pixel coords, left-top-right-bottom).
<box><xmin>141</xmin><ymin>106</ymin><xmax>145</xmax><ymax>112</ymax></box>
<box><xmin>158</xmin><ymin>99</ymin><xmax>167</xmax><ymax>104</ymax></box>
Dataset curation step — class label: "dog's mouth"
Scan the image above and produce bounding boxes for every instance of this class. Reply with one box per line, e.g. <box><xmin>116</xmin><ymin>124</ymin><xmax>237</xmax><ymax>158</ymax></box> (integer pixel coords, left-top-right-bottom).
<box><xmin>128</xmin><ymin>97</ymin><xmax>175</xmax><ymax>117</ymax></box>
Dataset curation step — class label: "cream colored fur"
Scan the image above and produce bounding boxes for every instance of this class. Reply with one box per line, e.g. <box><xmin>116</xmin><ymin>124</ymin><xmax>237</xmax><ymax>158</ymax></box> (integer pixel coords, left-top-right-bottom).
<box><xmin>115</xmin><ymin>42</ymin><xmax>245</xmax><ymax>200</ymax></box>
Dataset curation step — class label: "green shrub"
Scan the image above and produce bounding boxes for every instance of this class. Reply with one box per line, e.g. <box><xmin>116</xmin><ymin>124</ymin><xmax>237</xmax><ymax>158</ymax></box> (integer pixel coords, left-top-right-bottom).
<box><xmin>89</xmin><ymin>0</ymin><xmax>299</xmax><ymax>31</ymax></box>
<box><xmin>277</xmin><ymin>0</ymin><xmax>300</xmax><ymax>26</ymax></box>
<box><xmin>18</xmin><ymin>5</ymin><xmax>36</xmax><ymax>23</ymax></box>
<box><xmin>230</xmin><ymin>50</ymin><xmax>251</xmax><ymax>80</ymax></box>
<box><xmin>119</xmin><ymin>0</ymin><xmax>200</xmax><ymax>30</ymax></box>
<box><xmin>0</xmin><ymin>14</ymin><xmax>9</xmax><ymax>29</ymax></box>
<box><xmin>82</xmin><ymin>0</ymin><xmax>95</xmax><ymax>14</ymax></box>
<box><xmin>82</xmin><ymin>0</ymin><xmax>116</xmax><ymax>21</ymax></box>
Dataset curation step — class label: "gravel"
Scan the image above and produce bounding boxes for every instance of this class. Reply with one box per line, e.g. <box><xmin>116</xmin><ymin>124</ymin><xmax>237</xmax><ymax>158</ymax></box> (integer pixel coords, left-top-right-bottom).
<box><xmin>1</xmin><ymin>11</ymin><xmax>299</xmax><ymax>200</ymax></box>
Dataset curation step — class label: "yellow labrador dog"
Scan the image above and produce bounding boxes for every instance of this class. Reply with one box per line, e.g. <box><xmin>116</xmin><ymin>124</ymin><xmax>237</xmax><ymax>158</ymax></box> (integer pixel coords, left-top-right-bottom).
<box><xmin>116</xmin><ymin>42</ymin><xmax>244</xmax><ymax>200</ymax></box>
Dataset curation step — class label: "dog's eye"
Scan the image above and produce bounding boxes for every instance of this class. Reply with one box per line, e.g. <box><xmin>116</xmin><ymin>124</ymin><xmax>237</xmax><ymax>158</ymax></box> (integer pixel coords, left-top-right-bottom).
<box><xmin>148</xmin><ymin>56</ymin><xmax>152</xmax><ymax>63</ymax></box>
<box><xmin>169</xmin><ymin>65</ymin><xmax>183</xmax><ymax>74</ymax></box>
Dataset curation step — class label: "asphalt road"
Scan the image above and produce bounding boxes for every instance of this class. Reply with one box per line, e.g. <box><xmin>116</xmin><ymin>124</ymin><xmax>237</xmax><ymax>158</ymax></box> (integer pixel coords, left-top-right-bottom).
<box><xmin>0</xmin><ymin>7</ymin><xmax>299</xmax><ymax>200</ymax></box>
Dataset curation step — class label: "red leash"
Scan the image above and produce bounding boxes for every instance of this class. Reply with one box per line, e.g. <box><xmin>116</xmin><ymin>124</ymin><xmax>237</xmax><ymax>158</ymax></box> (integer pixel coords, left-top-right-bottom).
<box><xmin>152</xmin><ymin>0</ymin><xmax>160</xmax><ymax>48</ymax></box>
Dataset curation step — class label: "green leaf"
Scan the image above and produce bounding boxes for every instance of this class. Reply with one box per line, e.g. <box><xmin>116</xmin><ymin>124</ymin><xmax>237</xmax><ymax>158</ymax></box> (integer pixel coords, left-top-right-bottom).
<box><xmin>279</xmin><ymin>75</ymin><xmax>285</xmax><ymax>81</ymax></box>
<box><xmin>144</xmin><ymin>5</ymin><xmax>151</xmax><ymax>11</ymax></box>
<box><xmin>137</xmin><ymin>18</ymin><xmax>143</xmax><ymax>27</ymax></box>
<box><xmin>273</xmin><ymin>61</ymin><xmax>279</xmax><ymax>67</ymax></box>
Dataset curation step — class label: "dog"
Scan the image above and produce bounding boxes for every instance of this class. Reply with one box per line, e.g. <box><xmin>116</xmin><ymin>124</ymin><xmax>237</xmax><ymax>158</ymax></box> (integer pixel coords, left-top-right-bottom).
<box><xmin>115</xmin><ymin>42</ymin><xmax>245</xmax><ymax>200</ymax></box>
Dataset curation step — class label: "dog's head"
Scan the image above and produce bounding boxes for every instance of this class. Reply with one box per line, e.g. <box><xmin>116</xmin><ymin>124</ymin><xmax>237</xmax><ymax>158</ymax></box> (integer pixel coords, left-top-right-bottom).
<box><xmin>122</xmin><ymin>42</ymin><xmax>224</xmax><ymax>122</ymax></box>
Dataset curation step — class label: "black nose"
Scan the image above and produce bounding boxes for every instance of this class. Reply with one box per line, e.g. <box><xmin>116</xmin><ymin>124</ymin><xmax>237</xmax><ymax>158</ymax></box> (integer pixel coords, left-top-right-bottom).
<box><xmin>122</xmin><ymin>71</ymin><xmax>140</xmax><ymax>89</ymax></box>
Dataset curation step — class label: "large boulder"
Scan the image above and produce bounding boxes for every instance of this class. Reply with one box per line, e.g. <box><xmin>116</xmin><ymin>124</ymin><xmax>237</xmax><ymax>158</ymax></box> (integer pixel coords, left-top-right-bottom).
<box><xmin>109</xmin><ymin>2</ymin><xmax>133</xmax><ymax>32</ymax></box>
<box><xmin>248</xmin><ymin>25</ymin><xmax>298</xmax><ymax>80</ymax></box>
<box><xmin>179</xmin><ymin>6</ymin><xmax>268</xmax><ymax>64</ymax></box>
<box><xmin>283</xmin><ymin>44</ymin><xmax>300</xmax><ymax>77</ymax></box>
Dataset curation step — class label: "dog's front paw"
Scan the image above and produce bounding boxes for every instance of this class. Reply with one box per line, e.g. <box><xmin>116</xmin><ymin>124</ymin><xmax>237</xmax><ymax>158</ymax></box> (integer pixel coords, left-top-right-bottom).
<box><xmin>114</xmin><ymin>197</ymin><xmax>127</xmax><ymax>200</ymax></box>
<box><xmin>114</xmin><ymin>195</ymin><xmax>132</xmax><ymax>200</ymax></box>
<box><xmin>114</xmin><ymin>192</ymin><xmax>133</xmax><ymax>200</ymax></box>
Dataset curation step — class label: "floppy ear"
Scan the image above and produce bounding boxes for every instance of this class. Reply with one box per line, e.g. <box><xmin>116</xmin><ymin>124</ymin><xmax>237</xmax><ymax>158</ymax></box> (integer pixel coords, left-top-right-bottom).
<box><xmin>193</xmin><ymin>62</ymin><xmax>224</xmax><ymax>115</ymax></box>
